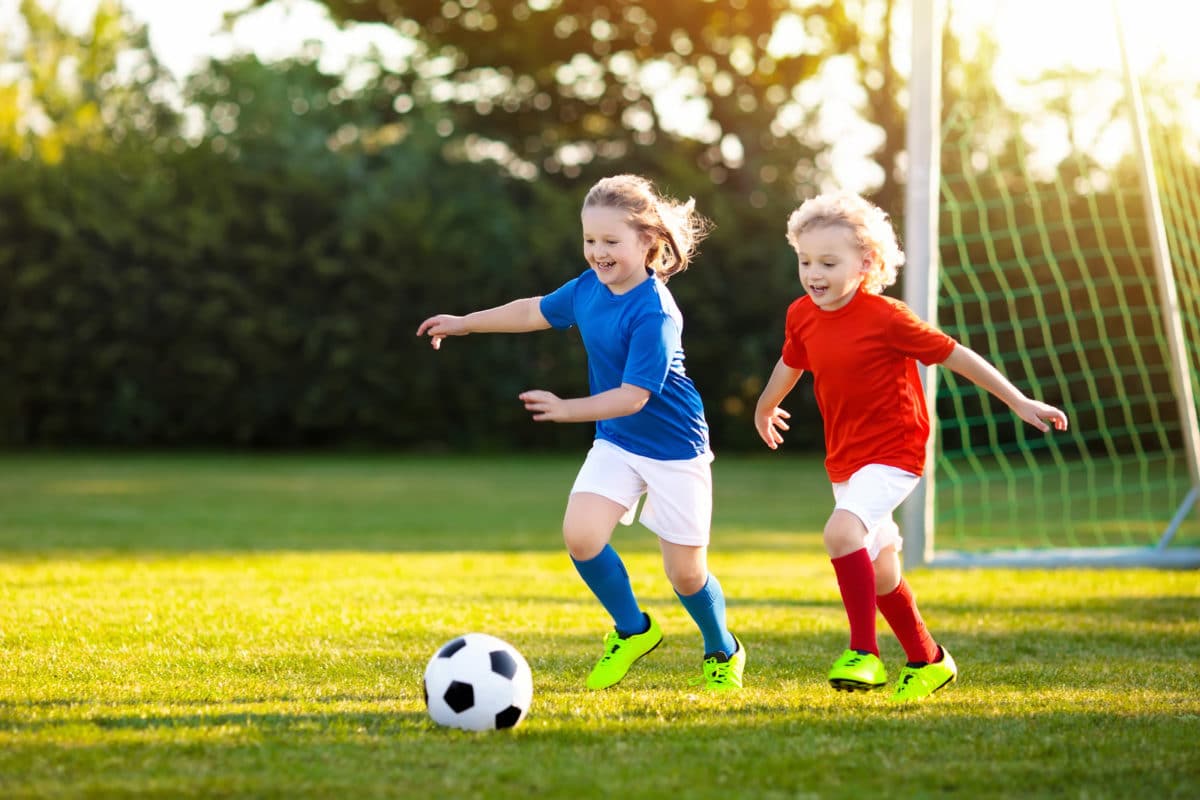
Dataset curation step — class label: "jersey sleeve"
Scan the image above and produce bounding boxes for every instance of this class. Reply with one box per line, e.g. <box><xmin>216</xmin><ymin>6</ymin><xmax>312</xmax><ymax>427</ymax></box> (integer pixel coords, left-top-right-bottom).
<box><xmin>538</xmin><ymin>276</ymin><xmax>579</xmax><ymax>329</ymax></box>
<box><xmin>621</xmin><ymin>312</ymin><xmax>677</xmax><ymax>394</ymax></box>
<box><xmin>780</xmin><ymin>297</ymin><xmax>810</xmax><ymax>370</ymax></box>
<box><xmin>888</xmin><ymin>302</ymin><xmax>957</xmax><ymax>364</ymax></box>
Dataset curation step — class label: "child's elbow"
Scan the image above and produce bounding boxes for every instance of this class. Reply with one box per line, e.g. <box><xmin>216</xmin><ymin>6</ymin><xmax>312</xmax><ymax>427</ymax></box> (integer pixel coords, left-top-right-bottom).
<box><xmin>624</xmin><ymin>386</ymin><xmax>651</xmax><ymax>414</ymax></box>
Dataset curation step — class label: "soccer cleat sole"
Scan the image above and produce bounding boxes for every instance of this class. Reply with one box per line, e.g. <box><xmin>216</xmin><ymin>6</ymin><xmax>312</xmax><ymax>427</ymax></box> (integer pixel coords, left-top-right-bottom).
<box><xmin>632</xmin><ymin>636</ymin><xmax>664</xmax><ymax>664</ymax></box>
<box><xmin>888</xmin><ymin>676</ymin><xmax>956</xmax><ymax>704</ymax></box>
<box><xmin>927</xmin><ymin>673</ymin><xmax>956</xmax><ymax>695</ymax></box>
<box><xmin>829</xmin><ymin>677</ymin><xmax>887</xmax><ymax>692</ymax></box>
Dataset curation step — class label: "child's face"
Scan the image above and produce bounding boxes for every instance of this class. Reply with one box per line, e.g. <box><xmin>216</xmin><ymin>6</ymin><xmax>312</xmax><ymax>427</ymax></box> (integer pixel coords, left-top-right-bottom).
<box><xmin>792</xmin><ymin>224</ymin><xmax>871</xmax><ymax>311</ymax></box>
<box><xmin>581</xmin><ymin>205</ymin><xmax>653</xmax><ymax>295</ymax></box>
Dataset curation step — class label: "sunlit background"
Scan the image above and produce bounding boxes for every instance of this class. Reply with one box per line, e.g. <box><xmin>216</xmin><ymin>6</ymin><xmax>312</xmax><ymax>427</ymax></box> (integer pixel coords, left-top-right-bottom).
<box><xmin>5</xmin><ymin>0</ymin><xmax>1199</xmax><ymax>190</ymax></box>
<box><xmin>1</xmin><ymin>0</ymin><xmax>1197</xmax><ymax>487</ymax></box>
<box><xmin>4</xmin><ymin>0</ymin><xmax>1195</xmax><ymax>188</ymax></box>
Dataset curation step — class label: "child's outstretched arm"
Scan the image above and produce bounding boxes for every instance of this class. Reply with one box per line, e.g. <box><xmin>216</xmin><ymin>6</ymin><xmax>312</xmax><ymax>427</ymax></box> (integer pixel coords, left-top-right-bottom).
<box><xmin>942</xmin><ymin>344</ymin><xmax>1069</xmax><ymax>432</ymax></box>
<box><xmin>519</xmin><ymin>384</ymin><xmax>651</xmax><ymax>423</ymax></box>
<box><xmin>754</xmin><ymin>358</ymin><xmax>805</xmax><ymax>449</ymax></box>
<box><xmin>416</xmin><ymin>297</ymin><xmax>551</xmax><ymax>350</ymax></box>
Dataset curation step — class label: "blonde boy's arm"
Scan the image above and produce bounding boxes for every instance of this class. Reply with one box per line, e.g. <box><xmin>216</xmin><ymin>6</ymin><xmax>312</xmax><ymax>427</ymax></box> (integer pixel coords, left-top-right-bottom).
<box><xmin>754</xmin><ymin>358</ymin><xmax>805</xmax><ymax>449</ymax></box>
<box><xmin>942</xmin><ymin>344</ymin><xmax>1068</xmax><ymax>432</ymax></box>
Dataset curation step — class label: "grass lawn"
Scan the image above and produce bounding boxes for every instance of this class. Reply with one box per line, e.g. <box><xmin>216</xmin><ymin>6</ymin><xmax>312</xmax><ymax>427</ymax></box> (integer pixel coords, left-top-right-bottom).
<box><xmin>1</xmin><ymin>452</ymin><xmax>1197</xmax><ymax>798</ymax></box>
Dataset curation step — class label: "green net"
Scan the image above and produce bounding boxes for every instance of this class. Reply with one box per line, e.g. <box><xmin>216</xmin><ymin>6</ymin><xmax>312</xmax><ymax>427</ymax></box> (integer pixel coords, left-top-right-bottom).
<box><xmin>931</xmin><ymin>67</ymin><xmax>1200</xmax><ymax>554</ymax></box>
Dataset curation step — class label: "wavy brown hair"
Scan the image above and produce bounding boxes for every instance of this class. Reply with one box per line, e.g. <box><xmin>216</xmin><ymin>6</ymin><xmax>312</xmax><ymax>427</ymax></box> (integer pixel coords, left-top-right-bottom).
<box><xmin>583</xmin><ymin>175</ymin><xmax>712</xmax><ymax>282</ymax></box>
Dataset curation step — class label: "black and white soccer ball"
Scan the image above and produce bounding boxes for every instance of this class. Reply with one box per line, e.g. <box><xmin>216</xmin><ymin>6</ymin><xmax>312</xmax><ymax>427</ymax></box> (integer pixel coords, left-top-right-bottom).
<box><xmin>423</xmin><ymin>633</ymin><xmax>533</xmax><ymax>731</ymax></box>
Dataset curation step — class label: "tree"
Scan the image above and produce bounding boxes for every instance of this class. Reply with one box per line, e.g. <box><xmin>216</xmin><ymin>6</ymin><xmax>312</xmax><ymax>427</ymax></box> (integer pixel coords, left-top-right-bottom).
<box><xmin>250</xmin><ymin>0</ymin><xmax>871</xmax><ymax>199</ymax></box>
<box><xmin>0</xmin><ymin>0</ymin><xmax>178</xmax><ymax>161</ymax></box>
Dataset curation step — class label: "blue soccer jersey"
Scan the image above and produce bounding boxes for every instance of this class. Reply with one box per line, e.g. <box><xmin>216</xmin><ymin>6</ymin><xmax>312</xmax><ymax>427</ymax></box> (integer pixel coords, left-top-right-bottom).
<box><xmin>539</xmin><ymin>269</ymin><xmax>710</xmax><ymax>461</ymax></box>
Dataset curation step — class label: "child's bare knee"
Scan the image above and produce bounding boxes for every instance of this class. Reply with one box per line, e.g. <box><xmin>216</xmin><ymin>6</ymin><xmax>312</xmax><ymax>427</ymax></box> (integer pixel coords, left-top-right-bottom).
<box><xmin>666</xmin><ymin>564</ymin><xmax>706</xmax><ymax>595</ymax></box>
<box><xmin>823</xmin><ymin>511</ymin><xmax>867</xmax><ymax>556</ymax></box>
<box><xmin>562</xmin><ymin>525</ymin><xmax>607</xmax><ymax>561</ymax></box>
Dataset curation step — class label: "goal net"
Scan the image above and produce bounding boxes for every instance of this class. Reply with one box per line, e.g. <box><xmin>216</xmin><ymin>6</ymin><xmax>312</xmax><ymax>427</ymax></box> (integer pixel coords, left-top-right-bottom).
<box><xmin>903</xmin><ymin>0</ymin><xmax>1200</xmax><ymax>567</ymax></box>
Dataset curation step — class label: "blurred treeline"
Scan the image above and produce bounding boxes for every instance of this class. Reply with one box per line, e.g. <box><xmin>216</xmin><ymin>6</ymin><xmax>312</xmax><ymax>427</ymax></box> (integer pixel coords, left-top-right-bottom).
<box><xmin>0</xmin><ymin>0</ymin><xmax>1194</xmax><ymax>451</ymax></box>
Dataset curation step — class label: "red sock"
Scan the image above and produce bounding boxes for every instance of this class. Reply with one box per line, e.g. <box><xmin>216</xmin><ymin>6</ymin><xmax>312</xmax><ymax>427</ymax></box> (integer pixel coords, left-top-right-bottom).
<box><xmin>876</xmin><ymin>578</ymin><xmax>939</xmax><ymax>664</ymax></box>
<box><xmin>831</xmin><ymin>548</ymin><xmax>877</xmax><ymax>655</ymax></box>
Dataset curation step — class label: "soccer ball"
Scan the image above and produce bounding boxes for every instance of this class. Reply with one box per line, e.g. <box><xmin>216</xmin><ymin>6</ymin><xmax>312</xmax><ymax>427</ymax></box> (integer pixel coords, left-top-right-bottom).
<box><xmin>423</xmin><ymin>633</ymin><xmax>533</xmax><ymax>731</ymax></box>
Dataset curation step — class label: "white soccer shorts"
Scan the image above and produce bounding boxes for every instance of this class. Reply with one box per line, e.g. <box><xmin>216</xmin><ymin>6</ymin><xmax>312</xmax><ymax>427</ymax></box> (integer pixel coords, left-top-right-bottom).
<box><xmin>832</xmin><ymin>463</ymin><xmax>922</xmax><ymax>561</ymax></box>
<box><xmin>570</xmin><ymin>439</ymin><xmax>714</xmax><ymax>547</ymax></box>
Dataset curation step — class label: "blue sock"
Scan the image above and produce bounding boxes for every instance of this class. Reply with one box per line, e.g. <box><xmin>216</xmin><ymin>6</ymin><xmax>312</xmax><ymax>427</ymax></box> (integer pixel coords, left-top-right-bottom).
<box><xmin>571</xmin><ymin>544</ymin><xmax>647</xmax><ymax>636</ymax></box>
<box><xmin>676</xmin><ymin>574</ymin><xmax>736</xmax><ymax>657</ymax></box>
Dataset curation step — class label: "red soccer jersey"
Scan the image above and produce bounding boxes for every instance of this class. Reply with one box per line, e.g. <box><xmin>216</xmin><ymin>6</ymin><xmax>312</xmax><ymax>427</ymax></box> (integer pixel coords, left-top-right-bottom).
<box><xmin>781</xmin><ymin>289</ymin><xmax>957</xmax><ymax>482</ymax></box>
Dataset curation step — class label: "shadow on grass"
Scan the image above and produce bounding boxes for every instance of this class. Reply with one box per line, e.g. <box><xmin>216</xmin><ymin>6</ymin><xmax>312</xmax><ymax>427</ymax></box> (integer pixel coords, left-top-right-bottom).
<box><xmin>2</xmin><ymin>593</ymin><xmax>1198</xmax><ymax>796</ymax></box>
<box><xmin>0</xmin><ymin>693</ymin><xmax>411</xmax><ymax>713</ymax></box>
<box><xmin>2</xmin><ymin>647</ymin><xmax>1197</xmax><ymax>800</ymax></box>
<box><xmin>4</xmin><ymin>620</ymin><xmax>1197</xmax><ymax>731</ymax></box>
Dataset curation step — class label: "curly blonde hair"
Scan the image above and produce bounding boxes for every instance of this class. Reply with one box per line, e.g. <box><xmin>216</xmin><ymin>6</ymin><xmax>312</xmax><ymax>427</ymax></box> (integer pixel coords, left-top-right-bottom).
<box><xmin>785</xmin><ymin>191</ymin><xmax>905</xmax><ymax>294</ymax></box>
<box><xmin>583</xmin><ymin>175</ymin><xmax>712</xmax><ymax>282</ymax></box>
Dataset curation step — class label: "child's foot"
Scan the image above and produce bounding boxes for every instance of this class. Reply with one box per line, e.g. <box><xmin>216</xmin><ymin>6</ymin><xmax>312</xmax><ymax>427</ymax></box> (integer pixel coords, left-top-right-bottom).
<box><xmin>889</xmin><ymin>646</ymin><xmax>957</xmax><ymax>703</ymax></box>
<box><xmin>585</xmin><ymin>613</ymin><xmax>663</xmax><ymax>690</ymax></box>
<box><xmin>697</xmin><ymin>634</ymin><xmax>746</xmax><ymax>692</ymax></box>
<box><xmin>827</xmin><ymin>648</ymin><xmax>887</xmax><ymax>692</ymax></box>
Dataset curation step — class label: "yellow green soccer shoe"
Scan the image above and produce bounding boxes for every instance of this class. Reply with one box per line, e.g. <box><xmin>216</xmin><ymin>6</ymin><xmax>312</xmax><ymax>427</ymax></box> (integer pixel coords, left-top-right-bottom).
<box><xmin>827</xmin><ymin>648</ymin><xmax>887</xmax><ymax>692</ymax></box>
<box><xmin>697</xmin><ymin>634</ymin><xmax>746</xmax><ymax>692</ymax></box>
<box><xmin>585</xmin><ymin>613</ymin><xmax>663</xmax><ymax>690</ymax></box>
<box><xmin>889</xmin><ymin>647</ymin><xmax>957</xmax><ymax>703</ymax></box>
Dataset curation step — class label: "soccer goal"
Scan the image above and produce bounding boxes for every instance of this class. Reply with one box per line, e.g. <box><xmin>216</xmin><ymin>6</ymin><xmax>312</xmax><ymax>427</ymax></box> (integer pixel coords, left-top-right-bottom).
<box><xmin>902</xmin><ymin>0</ymin><xmax>1200</xmax><ymax>568</ymax></box>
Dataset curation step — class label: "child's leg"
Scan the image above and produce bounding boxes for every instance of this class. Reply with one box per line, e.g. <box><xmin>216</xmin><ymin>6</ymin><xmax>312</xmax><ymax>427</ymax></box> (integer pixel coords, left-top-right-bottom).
<box><xmin>565</xmin><ymin>442</ymin><xmax>669</xmax><ymax>690</ymax></box>
<box><xmin>637</xmin><ymin>449</ymin><xmax>743</xmax><ymax>689</ymax></box>
<box><xmin>826</xmin><ymin>466</ymin><xmax>924</xmax><ymax>692</ymax></box>
<box><xmin>567</xmin><ymin>491</ymin><xmax>662</xmax><ymax>691</ymax></box>
<box><xmin>876</xmin><ymin>548</ymin><xmax>958</xmax><ymax>703</ymax></box>
<box><xmin>565</xmin><ymin>491</ymin><xmax>647</xmax><ymax>636</ymax></box>
<box><xmin>661</xmin><ymin>540</ymin><xmax>736</xmax><ymax>657</ymax></box>
<box><xmin>825</xmin><ymin>510</ymin><xmax>878</xmax><ymax>655</ymax></box>
<box><xmin>874</xmin><ymin>546</ymin><xmax>939</xmax><ymax>664</ymax></box>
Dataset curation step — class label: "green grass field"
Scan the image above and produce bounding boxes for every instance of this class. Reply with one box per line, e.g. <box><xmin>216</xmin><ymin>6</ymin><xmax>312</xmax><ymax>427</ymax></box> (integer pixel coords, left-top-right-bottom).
<box><xmin>1</xmin><ymin>453</ymin><xmax>1197</xmax><ymax>798</ymax></box>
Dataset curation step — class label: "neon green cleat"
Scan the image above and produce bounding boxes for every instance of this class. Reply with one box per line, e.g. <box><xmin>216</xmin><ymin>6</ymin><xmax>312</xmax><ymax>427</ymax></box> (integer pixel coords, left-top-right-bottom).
<box><xmin>698</xmin><ymin>634</ymin><xmax>746</xmax><ymax>692</ymax></box>
<box><xmin>585</xmin><ymin>613</ymin><xmax>663</xmax><ymax>690</ymax></box>
<box><xmin>889</xmin><ymin>647</ymin><xmax>957</xmax><ymax>703</ymax></box>
<box><xmin>828</xmin><ymin>648</ymin><xmax>887</xmax><ymax>692</ymax></box>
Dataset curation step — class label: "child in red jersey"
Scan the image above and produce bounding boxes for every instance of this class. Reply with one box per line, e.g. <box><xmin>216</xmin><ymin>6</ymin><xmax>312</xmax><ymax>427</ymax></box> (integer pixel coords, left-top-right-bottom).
<box><xmin>753</xmin><ymin>191</ymin><xmax>1068</xmax><ymax>702</ymax></box>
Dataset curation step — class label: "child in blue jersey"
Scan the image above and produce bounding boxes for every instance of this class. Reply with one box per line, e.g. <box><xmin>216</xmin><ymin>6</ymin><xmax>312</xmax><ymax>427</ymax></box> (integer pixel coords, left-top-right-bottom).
<box><xmin>417</xmin><ymin>174</ymin><xmax>745</xmax><ymax>692</ymax></box>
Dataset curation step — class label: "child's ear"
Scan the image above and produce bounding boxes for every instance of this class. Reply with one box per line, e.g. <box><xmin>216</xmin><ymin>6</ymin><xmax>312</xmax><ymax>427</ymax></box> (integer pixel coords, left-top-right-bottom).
<box><xmin>642</xmin><ymin>238</ymin><xmax>662</xmax><ymax>268</ymax></box>
<box><xmin>861</xmin><ymin>248</ymin><xmax>878</xmax><ymax>274</ymax></box>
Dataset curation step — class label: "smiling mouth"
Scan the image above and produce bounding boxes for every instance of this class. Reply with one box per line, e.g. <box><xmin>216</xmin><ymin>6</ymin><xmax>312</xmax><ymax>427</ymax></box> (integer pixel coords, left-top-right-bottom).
<box><xmin>594</xmin><ymin>260</ymin><xmax>616</xmax><ymax>271</ymax></box>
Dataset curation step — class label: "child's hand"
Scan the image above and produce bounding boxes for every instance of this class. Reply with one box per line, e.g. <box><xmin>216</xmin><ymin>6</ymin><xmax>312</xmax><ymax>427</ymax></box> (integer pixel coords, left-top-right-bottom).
<box><xmin>416</xmin><ymin>315</ymin><xmax>468</xmax><ymax>350</ymax></box>
<box><xmin>1014</xmin><ymin>398</ymin><xmax>1069</xmax><ymax>433</ymax></box>
<box><xmin>755</xmin><ymin>406</ymin><xmax>791</xmax><ymax>449</ymax></box>
<box><xmin>519</xmin><ymin>390</ymin><xmax>566</xmax><ymax>422</ymax></box>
